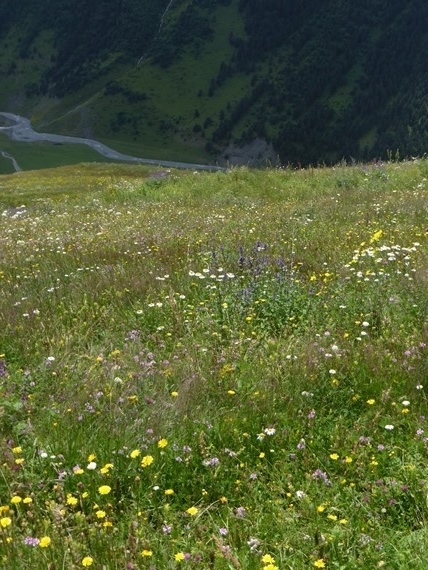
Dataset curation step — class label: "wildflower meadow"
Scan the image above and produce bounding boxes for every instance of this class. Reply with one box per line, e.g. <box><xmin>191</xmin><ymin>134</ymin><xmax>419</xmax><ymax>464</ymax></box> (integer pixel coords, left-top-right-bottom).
<box><xmin>0</xmin><ymin>160</ymin><xmax>427</xmax><ymax>569</ymax></box>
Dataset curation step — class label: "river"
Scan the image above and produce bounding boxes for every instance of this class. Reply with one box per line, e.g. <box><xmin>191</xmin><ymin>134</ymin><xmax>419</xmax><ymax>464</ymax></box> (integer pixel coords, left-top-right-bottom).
<box><xmin>0</xmin><ymin>112</ymin><xmax>224</xmax><ymax>172</ymax></box>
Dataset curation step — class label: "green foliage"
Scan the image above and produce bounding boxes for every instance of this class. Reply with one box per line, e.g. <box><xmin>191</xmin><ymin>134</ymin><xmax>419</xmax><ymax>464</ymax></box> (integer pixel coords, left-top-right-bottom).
<box><xmin>1</xmin><ymin>0</ymin><xmax>428</xmax><ymax>167</ymax></box>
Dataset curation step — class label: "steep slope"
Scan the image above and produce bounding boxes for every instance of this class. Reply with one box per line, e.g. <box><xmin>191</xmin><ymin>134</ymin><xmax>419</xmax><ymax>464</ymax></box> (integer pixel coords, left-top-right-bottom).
<box><xmin>0</xmin><ymin>0</ymin><xmax>427</xmax><ymax>166</ymax></box>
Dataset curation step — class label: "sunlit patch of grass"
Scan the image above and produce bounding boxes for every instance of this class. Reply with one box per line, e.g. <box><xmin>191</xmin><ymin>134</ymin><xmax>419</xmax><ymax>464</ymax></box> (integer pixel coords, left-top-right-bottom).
<box><xmin>0</xmin><ymin>159</ymin><xmax>427</xmax><ymax>568</ymax></box>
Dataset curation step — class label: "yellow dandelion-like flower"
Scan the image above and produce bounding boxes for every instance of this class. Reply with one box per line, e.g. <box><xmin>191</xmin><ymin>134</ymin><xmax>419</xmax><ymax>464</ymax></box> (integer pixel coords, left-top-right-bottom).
<box><xmin>367</xmin><ymin>399</ymin><xmax>375</xmax><ymax>405</ymax></box>
<box><xmin>39</xmin><ymin>536</ymin><xmax>51</xmax><ymax>548</ymax></box>
<box><xmin>95</xmin><ymin>510</ymin><xmax>106</xmax><ymax>519</ymax></box>
<box><xmin>130</xmin><ymin>449</ymin><xmax>140</xmax><ymax>459</ymax></box>
<box><xmin>14</xmin><ymin>458</ymin><xmax>24</xmax><ymax>465</ymax></box>
<box><xmin>329</xmin><ymin>453</ymin><xmax>339</xmax><ymax>460</ymax></box>
<box><xmin>174</xmin><ymin>552</ymin><xmax>185</xmax><ymax>562</ymax></box>
<box><xmin>327</xmin><ymin>514</ymin><xmax>337</xmax><ymax>521</ymax></box>
<box><xmin>99</xmin><ymin>463</ymin><xmax>114</xmax><ymax>474</ymax></box>
<box><xmin>158</xmin><ymin>439</ymin><xmax>168</xmax><ymax>449</ymax></box>
<box><xmin>0</xmin><ymin>517</ymin><xmax>12</xmax><ymax>528</ymax></box>
<box><xmin>313</xmin><ymin>559</ymin><xmax>325</xmax><ymax>568</ymax></box>
<box><xmin>344</xmin><ymin>456</ymin><xmax>353</xmax><ymax>464</ymax></box>
<box><xmin>317</xmin><ymin>505</ymin><xmax>326</xmax><ymax>513</ymax></box>
<box><xmin>141</xmin><ymin>455</ymin><xmax>154</xmax><ymax>468</ymax></box>
<box><xmin>164</xmin><ymin>489</ymin><xmax>174</xmax><ymax>496</ymax></box>
<box><xmin>370</xmin><ymin>229</ymin><xmax>383</xmax><ymax>243</ymax></box>
<box><xmin>171</xmin><ymin>391</ymin><xmax>179</xmax><ymax>397</ymax></box>
<box><xmin>10</xmin><ymin>496</ymin><xmax>22</xmax><ymax>504</ymax></box>
<box><xmin>11</xmin><ymin>446</ymin><xmax>22</xmax><ymax>454</ymax></box>
<box><xmin>141</xmin><ymin>549</ymin><xmax>153</xmax><ymax>557</ymax></box>
<box><xmin>67</xmin><ymin>495</ymin><xmax>78</xmax><ymax>506</ymax></box>
<box><xmin>261</xmin><ymin>554</ymin><xmax>275</xmax><ymax>564</ymax></box>
<box><xmin>87</xmin><ymin>454</ymin><xmax>96</xmax><ymax>462</ymax></box>
<box><xmin>98</xmin><ymin>485</ymin><xmax>111</xmax><ymax>495</ymax></box>
<box><xmin>82</xmin><ymin>556</ymin><xmax>93</xmax><ymax>567</ymax></box>
<box><xmin>263</xmin><ymin>565</ymin><xmax>279</xmax><ymax>570</ymax></box>
<box><xmin>23</xmin><ymin>497</ymin><xmax>32</xmax><ymax>504</ymax></box>
<box><xmin>186</xmin><ymin>506</ymin><xmax>198</xmax><ymax>516</ymax></box>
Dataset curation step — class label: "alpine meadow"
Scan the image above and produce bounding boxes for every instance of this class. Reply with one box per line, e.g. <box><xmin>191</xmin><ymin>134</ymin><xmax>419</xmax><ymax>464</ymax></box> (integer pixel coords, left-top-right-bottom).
<box><xmin>1</xmin><ymin>0</ymin><xmax>428</xmax><ymax>568</ymax></box>
<box><xmin>0</xmin><ymin>159</ymin><xmax>427</xmax><ymax>569</ymax></box>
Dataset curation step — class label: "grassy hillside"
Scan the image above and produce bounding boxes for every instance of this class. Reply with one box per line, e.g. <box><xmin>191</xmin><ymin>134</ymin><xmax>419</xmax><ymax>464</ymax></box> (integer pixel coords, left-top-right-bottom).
<box><xmin>1</xmin><ymin>0</ymin><xmax>427</xmax><ymax>168</ymax></box>
<box><xmin>0</xmin><ymin>160</ymin><xmax>427</xmax><ymax>568</ymax></box>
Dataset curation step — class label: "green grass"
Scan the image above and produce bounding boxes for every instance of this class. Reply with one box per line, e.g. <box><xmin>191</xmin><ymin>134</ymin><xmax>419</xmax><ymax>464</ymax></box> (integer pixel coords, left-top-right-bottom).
<box><xmin>0</xmin><ymin>159</ymin><xmax>427</xmax><ymax>569</ymax></box>
<box><xmin>0</xmin><ymin>134</ymin><xmax>125</xmax><ymax>174</ymax></box>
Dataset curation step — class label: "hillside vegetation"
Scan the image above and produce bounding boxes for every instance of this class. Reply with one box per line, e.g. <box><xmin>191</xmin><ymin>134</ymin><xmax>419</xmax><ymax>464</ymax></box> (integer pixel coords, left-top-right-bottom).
<box><xmin>0</xmin><ymin>161</ymin><xmax>427</xmax><ymax>568</ymax></box>
<box><xmin>0</xmin><ymin>0</ymin><xmax>427</xmax><ymax>166</ymax></box>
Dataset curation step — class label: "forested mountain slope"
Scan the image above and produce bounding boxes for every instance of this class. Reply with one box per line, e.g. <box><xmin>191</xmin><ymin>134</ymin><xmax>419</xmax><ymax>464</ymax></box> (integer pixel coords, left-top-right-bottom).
<box><xmin>0</xmin><ymin>0</ymin><xmax>427</xmax><ymax>165</ymax></box>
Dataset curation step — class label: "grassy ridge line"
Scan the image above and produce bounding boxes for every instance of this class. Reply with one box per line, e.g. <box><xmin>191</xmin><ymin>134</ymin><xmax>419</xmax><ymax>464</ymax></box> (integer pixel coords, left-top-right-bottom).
<box><xmin>0</xmin><ymin>161</ymin><xmax>427</xmax><ymax>569</ymax></box>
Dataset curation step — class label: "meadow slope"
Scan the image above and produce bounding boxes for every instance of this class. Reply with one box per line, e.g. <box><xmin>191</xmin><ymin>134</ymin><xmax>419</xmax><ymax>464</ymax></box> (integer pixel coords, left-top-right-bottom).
<box><xmin>0</xmin><ymin>161</ymin><xmax>427</xmax><ymax>569</ymax></box>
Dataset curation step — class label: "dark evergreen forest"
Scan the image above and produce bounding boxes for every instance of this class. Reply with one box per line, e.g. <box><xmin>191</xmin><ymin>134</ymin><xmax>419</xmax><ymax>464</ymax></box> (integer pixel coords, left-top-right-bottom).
<box><xmin>0</xmin><ymin>0</ymin><xmax>427</xmax><ymax>164</ymax></box>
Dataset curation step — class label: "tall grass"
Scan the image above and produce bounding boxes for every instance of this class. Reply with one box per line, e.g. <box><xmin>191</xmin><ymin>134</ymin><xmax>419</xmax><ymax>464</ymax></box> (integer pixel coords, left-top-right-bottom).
<box><xmin>0</xmin><ymin>160</ymin><xmax>427</xmax><ymax>569</ymax></box>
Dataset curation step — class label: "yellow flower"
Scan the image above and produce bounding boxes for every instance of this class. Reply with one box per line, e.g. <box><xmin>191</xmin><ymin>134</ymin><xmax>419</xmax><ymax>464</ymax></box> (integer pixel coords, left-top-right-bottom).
<box><xmin>23</xmin><ymin>497</ymin><xmax>32</xmax><ymax>504</ymax></box>
<box><xmin>317</xmin><ymin>505</ymin><xmax>326</xmax><ymax>513</ymax></box>
<box><xmin>141</xmin><ymin>549</ymin><xmax>153</xmax><ymax>557</ymax></box>
<box><xmin>67</xmin><ymin>495</ymin><xmax>78</xmax><ymax>506</ymax></box>
<box><xmin>367</xmin><ymin>399</ymin><xmax>375</xmax><ymax>405</ymax></box>
<box><xmin>158</xmin><ymin>439</ymin><xmax>168</xmax><ymax>449</ymax></box>
<box><xmin>186</xmin><ymin>506</ymin><xmax>198</xmax><ymax>516</ymax></box>
<box><xmin>98</xmin><ymin>485</ymin><xmax>111</xmax><ymax>495</ymax></box>
<box><xmin>141</xmin><ymin>455</ymin><xmax>154</xmax><ymax>468</ymax></box>
<box><xmin>164</xmin><ymin>489</ymin><xmax>174</xmax><ymax>496</ymax></box>
<box><xmin>259</xmin><ymin>452</ymin><xmax>265</xmax><ymax>458</ymax></box>
<box><xmin>0</xmin><ymin>517</ymin><xmax>12</xmax><ymax>528</ymax></box>
<box><xmin>370</xmin><ymin>229</ymin><xmax>383</xmax><ymax>243</ymax></box>
<box><xmin>14</xmin><ymin>458</ymin><xmax>24</xmax><ymax>465</ymax></box>
<box><xmin>11</xmin><ymin>446</ymin><xmax>22</xmax><ymax>454</ymax></box>
<box><xmin>130</xmin><ymin>449</ymin><xmax>140</xmax><ymax>459</ymax></box>
<box><xmin>87</xmin><ymin>454</ymin><xmax>96</xmax><ymax>462</ymax></box>
<box><xmin>95</xmin><ymin>510</ymin><xmax>106</xmax><ymax>518</ymax></box>
<box><xmin>74</xmin><ymin>468</ymin><xmax>84</xmax><ymax>475</ymax></box>
<box><xmin>175</xmin><ymin>552</ymin><xmax>185</xmax><ymax>561</ymax></box>
<box><xmin>261</xmin><ymin>554</ymin><xmax>275</xmax><ymax>564</ymax></box>
<box><xmin>263</xmin><ymin>565</ymin><xmax>279</xmax><ymax>570</ymax></box>
<box><xmin>329</xmin><ymin>453</ymin><xmax>339</xmax><ymax>460</ymax></box>
<box><xmin>10</xmin><ymin>496</ymin><xmax>22</xmax><ymax>504</ymax></box>
<box><xmin>100</xmin><ymin>463</ymin><xmax>113</xmax><ymax>474</ymax></box>
<box><xmin>339</xmin><ymin>519</ymin><xmax>348</xmax><ymax>525</ymax></box>
<box><xmin>314</xmin><ymin>559</ymin><xmax>325</xmax><ymax>568</ymax></box>
<box><xmin>344</xmin><ymin>456</ymin><xmax>353</xmax><ymax>463</ymax></box>
<box><xmin>327</xmin><ymin>514</ymin><xmax>337</xmax><ymax>521</ymax></box>
<box><xmin>171</xmin><ymin>391</ymin><xmax>179</xmax><ymax>397</ymax></box>
<box><xmin>227</xmin><ymin>390</ymin><xmax>236</xmax><ymax>395</ymax></box>
<box><xmin>39</xmin><ymin>536</ymin><xmax>51</xmax><ymax>548</ymax></box>
<box><xmin>82</xmin><ymin>557</ymin><xmax>93</xmax><ymax>567</ymax></box>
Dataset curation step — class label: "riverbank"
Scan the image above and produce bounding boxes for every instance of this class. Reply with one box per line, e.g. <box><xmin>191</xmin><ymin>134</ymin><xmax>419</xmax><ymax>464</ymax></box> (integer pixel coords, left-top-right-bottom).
<box><xmin>0</xmin><ymin>112</ymin><xmax>224</xmax><ymax>172</ymax></box>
